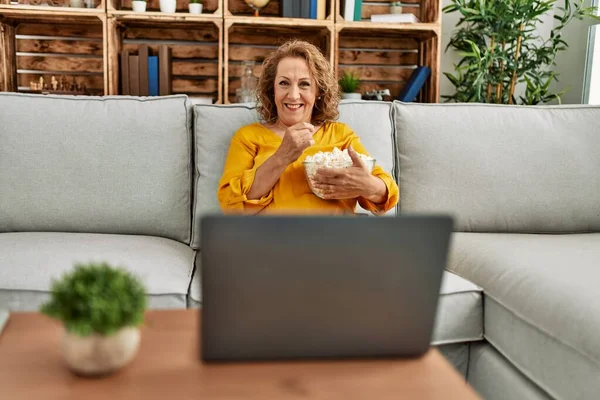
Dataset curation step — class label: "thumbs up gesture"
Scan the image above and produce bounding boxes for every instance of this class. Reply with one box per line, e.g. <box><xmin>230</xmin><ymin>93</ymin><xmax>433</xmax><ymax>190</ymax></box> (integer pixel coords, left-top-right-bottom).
<box><xmin>311</xmin><ymin>145</ymin><xmax>379</xmax><ymax>200</ymax></box>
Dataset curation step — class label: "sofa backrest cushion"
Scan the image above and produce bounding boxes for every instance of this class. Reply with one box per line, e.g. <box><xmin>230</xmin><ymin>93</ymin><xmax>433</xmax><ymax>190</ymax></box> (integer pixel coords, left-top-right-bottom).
<box><xmin>394</xmin><ymin>102</ymin><xmax>600</xmax><ymax>233</ymax></box>
<box><xmin>191</xmin><ymin>101</ymin><xmax>397</xmax><ymax>249</ymax></box>
<box><xmin>0</xmin><ymin>93</ymin><xmax>193</xmax><ymax>243</ymax></box>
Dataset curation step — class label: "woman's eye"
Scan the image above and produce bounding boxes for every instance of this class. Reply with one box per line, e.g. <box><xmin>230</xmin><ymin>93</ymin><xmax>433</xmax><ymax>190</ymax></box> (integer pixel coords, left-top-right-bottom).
<box><xmin>279</xmin><ymin>81</ymin><xmax>289</xmax><ymax>86</ymax></box>
<box><xmin>300</xmin><ymin>82</ymin><xmax>310</xmax><ymax>87</ymax></box>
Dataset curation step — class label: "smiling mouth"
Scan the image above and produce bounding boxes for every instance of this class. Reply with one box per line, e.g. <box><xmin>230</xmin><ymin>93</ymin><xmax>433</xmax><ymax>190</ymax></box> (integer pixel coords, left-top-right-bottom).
<box><xmin>285</xmin><ymin>103</ymin><xmax>303</xmax><ymax>110</ymax></box>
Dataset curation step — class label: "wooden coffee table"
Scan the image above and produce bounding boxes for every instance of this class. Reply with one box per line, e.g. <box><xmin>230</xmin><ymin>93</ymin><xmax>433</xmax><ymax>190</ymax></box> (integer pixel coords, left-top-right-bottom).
<box><xmin>0</xmin><ymin>309</ymin><xmax>480</xmax><ymax>399</ymax></box>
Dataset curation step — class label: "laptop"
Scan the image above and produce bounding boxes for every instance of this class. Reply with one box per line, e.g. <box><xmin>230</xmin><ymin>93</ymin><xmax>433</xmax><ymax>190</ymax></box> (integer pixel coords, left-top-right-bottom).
<box><xmin>200</xmin><ymin>214</ymin><xmax>453</xmax><ymax>362</ymax></box>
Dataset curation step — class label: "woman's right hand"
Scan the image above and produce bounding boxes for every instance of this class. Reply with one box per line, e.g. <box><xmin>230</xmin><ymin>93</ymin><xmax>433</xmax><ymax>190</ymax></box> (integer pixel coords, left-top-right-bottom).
<box><xmin>275</xmin><ymin>122</ymin><xmax>316</xmax><ymax>165</ymax></box>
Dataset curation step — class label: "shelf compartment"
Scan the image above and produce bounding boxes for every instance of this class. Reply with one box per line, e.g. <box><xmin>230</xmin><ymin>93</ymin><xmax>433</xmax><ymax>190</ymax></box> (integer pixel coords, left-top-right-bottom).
<box><xmin>336</xmin><ymin>0</ymin><xmax>439</xmax><ymax>24</ymax></box>
<box><xmin>224</xmin><ymin>21</ymin><xmax>333</xmax><ymax>103</ymax></box>
<box><xmin>0</xmin><ymin>19</ymin><xmax>105</xmax><ymax>94</ymax></box>
<box><xmin>335</xmin><ymin>26</ymin><xmax>438</xmax><ymax>101</ymax></box>
<box><xmin>225</xmin><ymin>0</ymin><xmax>334</xmax><ymax>21</ymax></box>
<box><xmin>108</xmin><ymin>0</ymin><xmax>222</xmax><ymax>16</ymax></box>
<box><xmin>107</xmin><ymin>18</ymin><xmax>222</xmax><ymax>102</ymax></box>
<box><xmin>0</xmin><ymin>0</ymin><xmax>104</xmax><ymax>12</ymax></box>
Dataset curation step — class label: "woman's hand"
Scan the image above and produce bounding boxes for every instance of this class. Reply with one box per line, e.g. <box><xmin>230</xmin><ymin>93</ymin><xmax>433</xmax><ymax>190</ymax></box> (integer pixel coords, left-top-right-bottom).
<box><xmin>274</xmin><ymin>122</ymin><xmax>316</xmax><ymax>165</ymax></box>
<box><xmin>311</xmin><ymin>146</ymin><xmax>388</xmax><ymax>202</ymax></box>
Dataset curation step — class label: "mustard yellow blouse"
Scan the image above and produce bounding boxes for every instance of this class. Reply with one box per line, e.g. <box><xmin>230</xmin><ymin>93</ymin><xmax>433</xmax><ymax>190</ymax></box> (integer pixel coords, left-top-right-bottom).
<box><xmin>217</xmin><ymin>121</ymin><xmax>399</xmax><ymax>215</ymax></box>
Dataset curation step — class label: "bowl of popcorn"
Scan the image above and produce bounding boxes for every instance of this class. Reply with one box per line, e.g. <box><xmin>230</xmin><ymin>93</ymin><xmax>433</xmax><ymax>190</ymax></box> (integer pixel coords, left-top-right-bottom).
<box><xmin>303</xmin><ymin>147</ymin><xmax>375</xmax><ymax>199</ymax></box>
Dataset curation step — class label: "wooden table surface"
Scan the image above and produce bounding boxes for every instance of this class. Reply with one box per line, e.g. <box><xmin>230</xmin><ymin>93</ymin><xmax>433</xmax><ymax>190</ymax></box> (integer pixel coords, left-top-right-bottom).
<box><xmin>0</xmin><ymin>309</ymin><xmax>480</xmax><ymax>399</ymax></box>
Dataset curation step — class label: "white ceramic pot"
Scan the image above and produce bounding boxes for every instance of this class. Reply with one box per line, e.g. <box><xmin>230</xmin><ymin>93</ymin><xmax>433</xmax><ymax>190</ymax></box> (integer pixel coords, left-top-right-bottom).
<box><xmin>132</xmin><ymin>0</ymin><xmax>146</xmax><ymax>11</ymax></box>
<box><xmin>390</xmin><ymin>5</ymin><xmax>403</xmax><ymax>14</ymax></box>
<box><xmin>69</xmin><ymin>0</ymin><xmax>84</xmax><ymax>7</ymax></box>
<box><xmin>61</xmin><ymin>327</ymin><xmax>141</xmax><ymax>377</ymax></box>
<box><xmin>160</xmin><ymin>0</ymin><xmax>176</xmax><ymax>13</ymax></box>
<box><xmin>188</xmin><ymin>2</ymin><xmax>202</xmax><ymax>13</ymax></box>
<box><xmin>341</xmin><ymin>92</ymin><xmax>362</xmax><ymax>100</ymax></box>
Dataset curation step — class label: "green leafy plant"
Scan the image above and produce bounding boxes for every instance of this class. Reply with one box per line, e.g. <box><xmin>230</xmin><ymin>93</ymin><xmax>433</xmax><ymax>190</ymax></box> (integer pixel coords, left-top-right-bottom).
<box><xmin>190</xmin><ymin>0</ymin><xmax>201</xmax><ymax>3</ymax></box>
<box><xmin>390</xmin><ymin>2</ymin><xmax>402</xmax><ymax>6</ymax></box>
<box><xmin>443</xmin><ymin>0</ymin><xmax>600</xmax><ymax>105</ymax></box>
<box><xmin>40</xmin><ymin>263</ymin><xmax>147</xmax><ymax>337</ymax></box>
<box><xmin>338</xmin><ymin>70</ymin><xmax>361</xmax><ymax>93</ymax></box>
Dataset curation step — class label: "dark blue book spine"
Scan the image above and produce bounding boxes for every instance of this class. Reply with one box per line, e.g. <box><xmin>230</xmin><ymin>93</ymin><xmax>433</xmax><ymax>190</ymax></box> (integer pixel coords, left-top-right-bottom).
<box><xmin>148</xmin><ymin>56</ymin><xmax>159</xmax><ymax>96</ymax></box>
<box><xmin>397</xmin><ymin>66</ymin><xmax>431</xmax><ymax>102</ymax></box>
<box><xmin>281</xmin><ymin>0</ymin><xmax>293</xmax><ymax>17</ymax></box>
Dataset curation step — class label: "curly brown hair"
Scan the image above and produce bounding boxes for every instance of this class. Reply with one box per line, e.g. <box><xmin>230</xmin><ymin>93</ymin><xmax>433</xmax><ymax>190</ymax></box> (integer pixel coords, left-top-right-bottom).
<box><xmin>256</xmin><ymin>40</ymin><xmax>340</xmax><ymax>125</ymax></box>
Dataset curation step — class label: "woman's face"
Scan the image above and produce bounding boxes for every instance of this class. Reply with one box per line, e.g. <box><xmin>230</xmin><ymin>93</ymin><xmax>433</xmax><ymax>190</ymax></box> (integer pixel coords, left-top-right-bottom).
<box><xmin>273</xmin><ymin>56</ymin><xmax>318</xmax><ymax>127</ymax></box>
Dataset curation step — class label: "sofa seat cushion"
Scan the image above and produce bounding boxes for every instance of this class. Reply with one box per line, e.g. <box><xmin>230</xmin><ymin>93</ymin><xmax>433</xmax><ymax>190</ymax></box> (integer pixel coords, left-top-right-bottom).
<box><xmin>0</xmin><ymin>232</ymin><xmax>196</xmax><ymax>311</ymax></box>
<box><xmin>433</xmin><ymin>270</ymin><xmax>483</xmax><ymax>345</ymax></box>
<box><xmin>188</xmin><ymin>260</ymin><xmax>483</xmax><ymax>345</ymax></box>
<box><xmin>449</xmin><ymin>232</ymin><xmax>600</xmax><ymax>400</ymax></box>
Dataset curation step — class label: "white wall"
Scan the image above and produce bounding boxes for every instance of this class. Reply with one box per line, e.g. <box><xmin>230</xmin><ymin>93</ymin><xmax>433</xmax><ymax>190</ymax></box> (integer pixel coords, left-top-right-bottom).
<box><xmin>440</xmin><ymin>0</ymin><xmax>598</xmax><ymax>104</ymax></box>
<box><xmin>587</xmin><ymin>26</ymin><xmax>600</xmax><ymax>104</ymax></box>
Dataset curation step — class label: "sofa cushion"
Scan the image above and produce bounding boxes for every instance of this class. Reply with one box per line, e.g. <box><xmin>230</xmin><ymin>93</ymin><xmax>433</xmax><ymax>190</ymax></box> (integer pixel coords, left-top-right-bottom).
<box><xmin>394</xmin><ymin>102</ymin><xmax>600</xmax><ymax>233</ymax></box>
<box><xmin>0</xmin><ymin>232</ymin><xmax>196</xmax><ymax>311</ymax></box>
<box><xmin>449</xmin><ymin>232</ymin><xmax>600</xmax><ymax>400</ymax></box>
<box><xmin>468</xmin><ymin>343</ymin><xmax>552</xmax><ymax>400</ymax></box>
<box><xmin>433</xmin><ymin>270</ymin><xmax>483</xmax><ymax>345</ymax></box>
<box><xmin>0</xmin><ymin>93</ymin><xmax>192</xmax><ymax>243</ymax></box>
<box><xmin>191</xmin><ymin>101</ymin><xmax>397</xmax><ymax>248</ymax></box>
<box><xmin>188</xmin><ymin>261</ymin><xmax>482</xmax><ymax>346</ymax></box>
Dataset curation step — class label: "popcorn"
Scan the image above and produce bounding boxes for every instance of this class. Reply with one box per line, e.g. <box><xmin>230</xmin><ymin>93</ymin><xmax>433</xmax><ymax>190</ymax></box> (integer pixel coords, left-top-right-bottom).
<box><xmin>303</xmin><ymin>147</ymin><xmax>375</xmax><ymax>199</ymax></box>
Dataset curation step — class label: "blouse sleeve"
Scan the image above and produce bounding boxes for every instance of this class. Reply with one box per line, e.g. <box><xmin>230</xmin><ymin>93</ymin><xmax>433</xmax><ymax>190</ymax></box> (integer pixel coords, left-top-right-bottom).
<box><xmin>217</xmin><ymin>132</ymin><xmax>274</xmax><ymax>214</ymax></box>
<box><xmin>346</xmin><ymin>132</ymin><xmax>400</xmax><ymax>215</ymax></box>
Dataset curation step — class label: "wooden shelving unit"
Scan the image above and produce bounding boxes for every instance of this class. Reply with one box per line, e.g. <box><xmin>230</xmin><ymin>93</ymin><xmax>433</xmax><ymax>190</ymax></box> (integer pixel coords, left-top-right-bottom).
<box><xmin>0</xmin><ymin>0</ymin><xmax>442</xmax><ymax>103</ymax></box>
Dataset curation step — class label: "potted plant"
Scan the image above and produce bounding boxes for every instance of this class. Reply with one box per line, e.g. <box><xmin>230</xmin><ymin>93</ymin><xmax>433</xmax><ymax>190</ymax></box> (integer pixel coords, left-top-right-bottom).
<box><xmin>390</xmin><ymin>1</ymin><xmax>402</xmax><ymax>14</ymax></box>
<box><xmin>188</xmin><ymin>0</ymin><xmax>202</xmax><ymax>14</ymax></box>
<box><xmin>443</xmin><ymin>0</ymin><xmax>600</xmax><ymax>105</ymax></box>
<box><xmin>338</xmin><ymin>70</ymin><xmax>361</xmax><ymax>99</ymax></box>
<box><xmin>40</xmin><ymin>262</ymin><xmax>147</xmax><ymax>377</ymax></box>
<box><xmin>132</xmin><ymin>0</ymin><xmax>146</xmax><ymax>12</ymax></box>
<box><xmin>160</xmin><ymin>0</ymin><xmax>177</xmax><ymax>13</ymax></box>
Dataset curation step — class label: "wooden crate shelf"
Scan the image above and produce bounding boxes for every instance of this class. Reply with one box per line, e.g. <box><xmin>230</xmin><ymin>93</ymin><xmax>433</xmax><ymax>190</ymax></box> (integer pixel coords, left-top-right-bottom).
<box><xmin>107</xmin><ymin>17</ymin><xmax>222</xmax><ymax>102</ymax></box>
<box><xmin>1</xmin><ymin>0</ymin><xmax>442</xmax><ymax>102</ymax></box>
<box><xmin>224</xmin><ymin>21</ymin><xmax>333</xmax><ymax>103</ymax></box>
<box><xmin>225</xmin><ymin>0</ymin><xmax>334</xmax><ymax>21</ymax></box>
<box><xmin>335</xmin><ymin>26</ymin><xmax>439</xmax><ymax>102</ymax></box>
<box><xmin>0</xmin><ymin>0</ymin><xmax>105</xmax><ymax>12</ymax></box>
<box><xmin>336</xmin><ymin>0</ymin><xmax>439</xmax><ymax>24</ymax></box>
<box><xmin>107</xmin><ymin>0</ymin><xmax>222</xmax><ymax>16</ymax></box>
<box><xmin>0</xmin><ymin>17</ymin><xmax>105</xmax><ymax>94</ymax></box>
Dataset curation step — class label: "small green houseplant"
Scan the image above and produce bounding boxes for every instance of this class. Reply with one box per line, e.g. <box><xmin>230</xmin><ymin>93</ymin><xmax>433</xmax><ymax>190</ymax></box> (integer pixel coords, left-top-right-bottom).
<box><xmin>390</xmin><ymin>1</ymin><xmax>402</xmax><ymax>14</ymax></box>
<box><xmin>339</xmin><ymin>70</ymin><xmax>361</xmax><ymax>99</ymax></box>
<box><xmin>189</xmin><ymin>0</ymin><xmax>202</xmax><ymax>13</ymax></box>
<box><xmin>41</xmin><ymin>262</ymin><xmax>147</xmax><ymax>376</ymax></box>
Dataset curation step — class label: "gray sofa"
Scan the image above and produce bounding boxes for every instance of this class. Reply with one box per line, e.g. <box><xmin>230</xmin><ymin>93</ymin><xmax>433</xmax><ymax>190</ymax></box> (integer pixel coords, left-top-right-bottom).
<box><xmin>1</xmin><ymin>92</ymin><xmax>598</xmax><ymax>400</ymax></box>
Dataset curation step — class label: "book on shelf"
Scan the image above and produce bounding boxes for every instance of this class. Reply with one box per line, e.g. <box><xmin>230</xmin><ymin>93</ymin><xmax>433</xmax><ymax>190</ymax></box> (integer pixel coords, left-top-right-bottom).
<box><xmin>397</xmin><ymin>66</ymin><xmax>431</xmax><ymax>102</ymax></box>
<box><xmin>281</xmin><ymin>0</ymin><xmax>326</xmax><ymax>19</ymax></box>
<box><xmin>340</xmin><ymin>0</ymin><xmax>362</xmax><ymax>21</ymax></box>
<box><xmin>120</xmin><ymin>45</ymin><xmax>171</xmax><ymax>96</ymax></box>
<box><xmin>138</xmin><ymin>44</ymin><xmax>149</xmax><ymax>96</ymax></box>
<box><xmin>370</xmin><ymin>13</ymin><xmax>420</xmax><ymax>23</ymax></box>
<box><xmin>148</xmin><ymin>55</ymin><xmax>159</xmax><ymax>96</ymax></box>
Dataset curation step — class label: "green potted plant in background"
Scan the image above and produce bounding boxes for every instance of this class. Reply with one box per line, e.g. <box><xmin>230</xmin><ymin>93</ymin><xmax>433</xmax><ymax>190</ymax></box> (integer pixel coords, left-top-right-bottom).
<box><xmin>40</xmin><ymin>262</ymin><xmax>147</xmax><ymax>377</ymax></box>
<box><xmin>189</xmin><ymin>0</ymin><xmax>202</xmax><ymax>14</ymax></box>
<box><xmin>390</xmin><ymin>1</ymin><xmax>402</xmax><ymax>14</ymax></box>
<box><xmin>443</xmin><ymin>0</ymin><xmax>600</xmax><ymax>105</ymax></box>
<box><xmin>339</xmin><ymin>70</ymin><xmax>362</xmax><ymax>99</ymax></box>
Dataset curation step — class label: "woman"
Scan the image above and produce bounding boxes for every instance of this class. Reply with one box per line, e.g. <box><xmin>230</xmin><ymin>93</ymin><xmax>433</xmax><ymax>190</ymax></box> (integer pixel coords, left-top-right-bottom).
<box><xmin>217</xmin><ymin>40</ymin><xmax>399</xmax><ymax>215</ymax></box>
